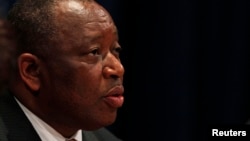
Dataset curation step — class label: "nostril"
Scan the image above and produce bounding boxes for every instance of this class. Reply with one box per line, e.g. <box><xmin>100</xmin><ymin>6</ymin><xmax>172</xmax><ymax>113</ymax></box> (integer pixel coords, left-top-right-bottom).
<box><xmin>110</xmin><ymin>74</ymin><xmax>119</xmax><ymax>79</ymax></box>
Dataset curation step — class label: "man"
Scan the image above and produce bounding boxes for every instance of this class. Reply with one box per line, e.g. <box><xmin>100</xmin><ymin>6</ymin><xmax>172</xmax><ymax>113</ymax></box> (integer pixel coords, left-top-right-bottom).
<box><xmin>0</xmin><ymin>0</ymin><xmax>125</xmax><ymax>140</ymax></box>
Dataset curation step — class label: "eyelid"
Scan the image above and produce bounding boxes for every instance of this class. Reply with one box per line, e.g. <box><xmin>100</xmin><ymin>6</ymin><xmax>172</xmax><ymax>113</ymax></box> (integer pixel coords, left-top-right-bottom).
<box><xmin>89</xmin><ymin>46</ymin><xmax>100</xmax><ymax>55</ymax></box>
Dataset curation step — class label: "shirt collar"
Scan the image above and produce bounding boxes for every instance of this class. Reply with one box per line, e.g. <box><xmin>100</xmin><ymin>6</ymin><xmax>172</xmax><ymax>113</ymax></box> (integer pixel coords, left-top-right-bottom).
<box><xmin>15</xmin><ymin>98</ymin><xmax>82</xmax><ymax>141</ymax></box>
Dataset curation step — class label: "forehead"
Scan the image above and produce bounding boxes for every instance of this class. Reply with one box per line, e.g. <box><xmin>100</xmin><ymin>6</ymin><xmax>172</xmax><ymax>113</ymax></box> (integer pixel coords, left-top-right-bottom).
<box><xmin>53</xmin><ymin>0</ymin><xmax>114</xmax><ymax>28</ymax></box>
<box><xmin>51</xmin><ymin>0</ymin><xmax>117</xmax><ymax>43</ymax></box>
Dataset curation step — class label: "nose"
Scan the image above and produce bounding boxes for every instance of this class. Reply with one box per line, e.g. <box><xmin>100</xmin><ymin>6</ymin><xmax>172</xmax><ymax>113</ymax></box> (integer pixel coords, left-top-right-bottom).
<box><xmin>103</xmin><ymin>52</ymin><xmax>124</xmax><ymax>79</ymax></box>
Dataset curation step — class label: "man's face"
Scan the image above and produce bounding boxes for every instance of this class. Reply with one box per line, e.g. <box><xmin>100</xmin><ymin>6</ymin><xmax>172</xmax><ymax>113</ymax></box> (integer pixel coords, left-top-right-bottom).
<box><xmin>39</xmin><ymin>1</ymin><xmax>124</xmax><ymax>130</ymax></box>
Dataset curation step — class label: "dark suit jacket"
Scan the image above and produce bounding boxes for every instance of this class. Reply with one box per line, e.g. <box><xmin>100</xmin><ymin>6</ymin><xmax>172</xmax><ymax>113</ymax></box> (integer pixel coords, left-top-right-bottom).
<box><xmin>0</xmin><ymin>90</ymin><xmax>122</xmax><ymax>141</ymax></box>
<box><xmin>0</xmin><ymin>117</ymin><xmax>8</xmax><ymax>141</ymax></box>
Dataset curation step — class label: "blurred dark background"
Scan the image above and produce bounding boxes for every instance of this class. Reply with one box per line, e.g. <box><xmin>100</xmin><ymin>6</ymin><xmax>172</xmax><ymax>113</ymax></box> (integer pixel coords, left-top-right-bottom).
<box><xmin>2</xmin><ymin>0</ymin><xmax>250</xmax><ymax>141</ymax></box>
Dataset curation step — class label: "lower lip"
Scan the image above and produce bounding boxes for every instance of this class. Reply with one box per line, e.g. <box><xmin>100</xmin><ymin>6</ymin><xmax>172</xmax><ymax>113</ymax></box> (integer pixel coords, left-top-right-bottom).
<box><xmin>103</xmin><ymin>95</ymin><xmax>124</xmax><ymax>108</ymax></box>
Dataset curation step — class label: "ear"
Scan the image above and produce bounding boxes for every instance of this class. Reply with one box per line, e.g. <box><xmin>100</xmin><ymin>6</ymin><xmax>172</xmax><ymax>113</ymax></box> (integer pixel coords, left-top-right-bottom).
<box><xmin>18</xmin><ymin>53</ymin><xmax>41</xmax><ymax>91</ymax></box>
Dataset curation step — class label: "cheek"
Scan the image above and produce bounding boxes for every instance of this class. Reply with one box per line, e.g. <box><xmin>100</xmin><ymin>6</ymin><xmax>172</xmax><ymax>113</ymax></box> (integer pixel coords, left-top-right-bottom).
<box><xmin>74</xmin><ymin>62</ymin><xmax>104</xmax><ymax>97</ymax></box>
<box><xmin>46</xmin><ymin>59</ymin><xmax>105</xmax><ymax>108</ymax></box>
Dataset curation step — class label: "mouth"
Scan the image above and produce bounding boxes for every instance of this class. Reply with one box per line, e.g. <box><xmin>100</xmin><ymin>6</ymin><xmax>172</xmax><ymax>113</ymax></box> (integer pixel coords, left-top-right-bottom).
<box><xmin>103</xmin><ymin>85</ymin><xmax>124</xmax><ymax>108</ymax></box>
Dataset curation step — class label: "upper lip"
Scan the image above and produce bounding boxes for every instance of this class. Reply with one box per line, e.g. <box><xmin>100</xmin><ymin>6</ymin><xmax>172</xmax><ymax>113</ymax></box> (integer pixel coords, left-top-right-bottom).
<box><xmin>105</xmin><ymin>85</ymin><xmax>124</xmax><ymax>97</ymax></box>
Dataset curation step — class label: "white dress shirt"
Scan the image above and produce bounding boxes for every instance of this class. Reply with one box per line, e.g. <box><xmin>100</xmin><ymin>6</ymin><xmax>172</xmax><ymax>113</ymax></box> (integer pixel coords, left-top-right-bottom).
<box><xmin>15</xmin><ymin>98</ymin><xmax>82</xmax><ymax>141</ymax></box>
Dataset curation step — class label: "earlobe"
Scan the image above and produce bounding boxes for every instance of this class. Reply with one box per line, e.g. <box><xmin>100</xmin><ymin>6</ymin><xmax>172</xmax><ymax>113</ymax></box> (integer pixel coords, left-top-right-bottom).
<box><xmin>18</xmin><ymin>53</ymin><xmax>41</xmax><ymax>92</ymax></box>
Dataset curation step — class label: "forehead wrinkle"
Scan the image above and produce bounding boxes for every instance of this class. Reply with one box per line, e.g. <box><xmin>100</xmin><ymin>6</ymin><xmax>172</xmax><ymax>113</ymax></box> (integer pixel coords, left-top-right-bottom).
<box><xmin>83</xmin><ymin>24</ymin><xmax>118</xmax><ymax>41</ymax></box>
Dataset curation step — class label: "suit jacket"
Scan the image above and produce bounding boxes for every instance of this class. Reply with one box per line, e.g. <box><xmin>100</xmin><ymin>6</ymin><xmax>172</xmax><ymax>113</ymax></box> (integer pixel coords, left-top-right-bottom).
<box><xmin>0</xmin><ymin>90</ymin><xmax>122</xmax><ymax>141</ymax></box>
<box><xmin>0</xmin><ymin>117</ymin><xmax>8</xmax><ymax>141</ymax></box>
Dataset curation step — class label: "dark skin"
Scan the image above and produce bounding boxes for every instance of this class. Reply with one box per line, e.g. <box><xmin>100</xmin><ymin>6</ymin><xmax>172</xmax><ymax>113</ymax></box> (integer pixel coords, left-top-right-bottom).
<box><xmin>10</xmin><ymin>0</ymin><xmax>124</xmax><ymax>138</ymax></box>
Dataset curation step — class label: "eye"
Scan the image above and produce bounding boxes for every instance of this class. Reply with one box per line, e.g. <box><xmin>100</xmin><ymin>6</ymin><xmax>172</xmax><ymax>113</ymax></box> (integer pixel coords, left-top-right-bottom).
<box><xmin>114</xmin><ymin>47</ymin><xmax>122</xmax><ymax>54</ymax></box>
<box><xmin>113</xmin><ymin>47</ymin><xmax>122</xmax><ymax>58</ymax></box>
<box><xmin>90</xmin><ymin>48</ymin><xmax>99</xmax><ymax>55</ymax></box>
